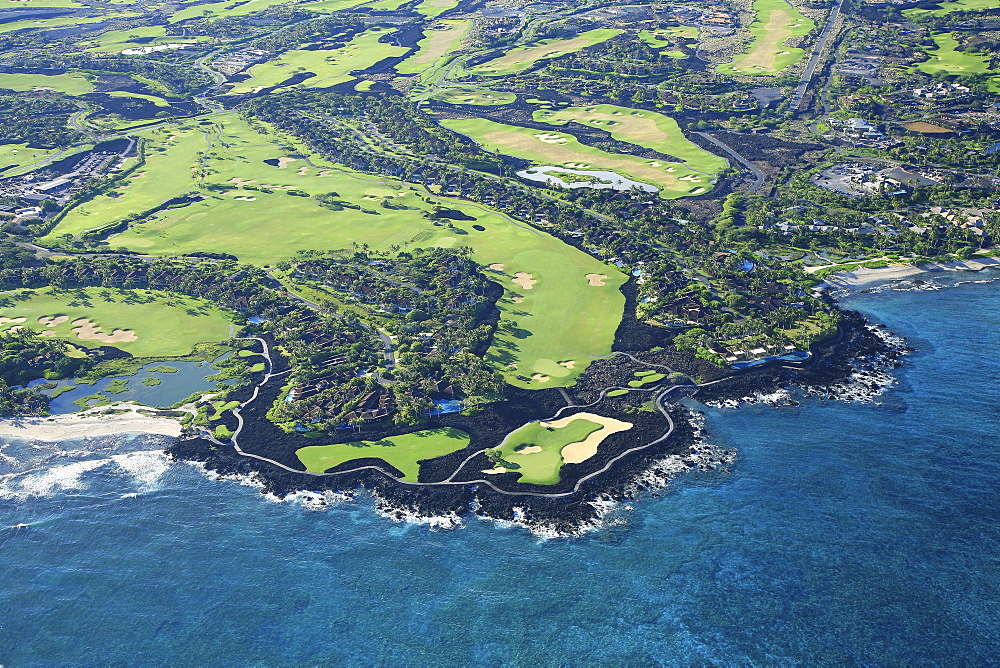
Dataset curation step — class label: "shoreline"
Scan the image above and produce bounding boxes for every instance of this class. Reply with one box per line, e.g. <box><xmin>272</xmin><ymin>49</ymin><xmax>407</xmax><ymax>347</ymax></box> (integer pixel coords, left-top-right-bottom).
<box><xmin>0</xmin><ymin>405</ymin><xmax>184</xmax><ymax>442</ymax></box>
<box><xmin>819</xmin><ymin>257</ymin><xmax>1000</xmax><ymax>292</ymax></box>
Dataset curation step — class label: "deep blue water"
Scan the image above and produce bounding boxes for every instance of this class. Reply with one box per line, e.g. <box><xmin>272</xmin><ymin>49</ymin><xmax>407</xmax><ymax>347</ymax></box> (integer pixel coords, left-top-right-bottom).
<box><xmin>2</xmin><ymin>274</ymin><xmax>999</xmax><ymax>664</ymax></box>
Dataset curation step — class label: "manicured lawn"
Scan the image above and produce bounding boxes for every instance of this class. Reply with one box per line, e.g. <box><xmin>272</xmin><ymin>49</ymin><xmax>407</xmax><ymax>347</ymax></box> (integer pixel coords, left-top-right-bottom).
<box><xmin>533</xmin><ymin>104</ymin><xmax>727</xmax><ymax>175</ymax></box>
<box><xmin>607</xmin><ymin>389</ymin><xmax>629</xmax><ymax>397</ymax></box>
<box><xmin>42</xmin><ymin>125</ymin><xmax>206</xmax><ymax>242</ymax></box>
<box><xmin>0</xmin><ymin>72</ymin><xmax>93</xmax><ymax>94</ymax></box>
<box><xmin>441</xmin><ymin>116</ymin><xmax>714</xmax><ymax>197</ymax></box>
<box><xmin>903</xmin><ymin>0</ymin><xmax>996</xmax><ymax>18</ymax></box>
<box><xmin>299</xmin><ymin>0</ymin><xmax>372</xmax><ymax>11</ymax></box>
<box><xmin>80</xmin><ymin>26</ymin><xmax>209</xmax><ymax>52</ymax></box>
<box><xmin>495</xmin><ymin>418</ymin><xmax>603</xmax><ymax>485</ymax></box>
<box><xmin>108</xmin><ymin>91</ymin><xmax>170</xmax><ymax>107</ymax></box>
<box><xmin>295</xmin><ymin>427</ymin><xmax>470</xmax><ymax>480</ymax></box>
<box><xmin>639</xmin><ymin>27</ymin><xmax>697</xmax><ymax>49</ymax></box>
<box><xmin>717</xmin><ymin>0</ymin><xmax>813</xmax><ymax>75</ymax></box>
<box><xmin>396</xmin><ymin>20</ymin><xmax>471</xmax><ymax>78</ymax></box>
<box><xmin>433</xmin><ymin>85</ymin><xmax>515</xmax><ymax>106</ymax></box>
<box><xmin>916</xmin><ymin>32</ymin><xmax>996</xmax><ymax>75</ymax></box>
<box><xmin>0</xmin><ymin>144</ymin><xmax>67</xmax><ymax>176</ymax></box>
<box><xmin>230</xmin><ymin>28</ymin><xmax>407</xmax><ymax>93</ymax></box>
<box><xmin>66</xmin><ymin>113</ymin><xmax>626</xmax><ymax>388</ymax></box>
<box><xmin>627</xmin><ymin>372</ymin><xmax>665</xmax><ymax>387</ymax></box>
<box><xmin>468</xmin><ymin>28</ymin><xmax>622</xmax><ymax>76</ymax></box>
<box><xmin>0</xmin><ymin>287</ymin><xmax>234</xmax><ymax>357</ymax></box>
<box><xmin>168</xmin><ymin>0</ymin><xmax>298</xmax><ymax>22</ymax></box>
<box><xmin>413</xmin><ymin>0</ymin><xmax>458</xmax><ymax>17</ymax></box>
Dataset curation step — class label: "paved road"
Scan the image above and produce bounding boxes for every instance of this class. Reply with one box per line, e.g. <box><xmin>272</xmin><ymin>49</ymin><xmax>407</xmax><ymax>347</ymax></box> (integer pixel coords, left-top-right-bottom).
<box><xmin>788</xmin><ymin>0</ymin><xmax>848</xmax><ymax>113</ymax></box>
<box><xmin>694</xmin><ymin>132</ymin><xmax>764</xmax><ymax>193</ymax></box>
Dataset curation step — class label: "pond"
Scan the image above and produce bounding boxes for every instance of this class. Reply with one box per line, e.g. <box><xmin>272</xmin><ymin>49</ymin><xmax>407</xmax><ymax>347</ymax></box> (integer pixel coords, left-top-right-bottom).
<box><xmin>29</xmin><ymin>357</ymin><xmax>241</xmax><ymax>415</ymax></box>
<box><xmin>516</xmin><ymin>166</ymin><xmax>659</xmax><ymax>192</ymax></box>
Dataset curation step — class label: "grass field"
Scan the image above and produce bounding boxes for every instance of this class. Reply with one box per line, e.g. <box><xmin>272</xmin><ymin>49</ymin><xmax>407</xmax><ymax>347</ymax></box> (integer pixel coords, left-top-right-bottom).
<box><xmin>468</xmin><ymin>28</ymin><xmax>622</xmax><ymax>76</ymax></box>
<box><xmin>42</xmin><ymin>126</ymin><xmax>205</xmax><ymax>242</ymax></box>
<box><xmin>395</xmin><ymin>20</ymin><xmax>470</xmax><ymax>79</ymax></box>
<box><xmin>434</xmin><ymin>85</ymin><xmax>515</xmax><ymax>106</ymax></box>
<box><xmin>442</xmin><ymin>117</ymin><xmax>714</xmax><ymax>198</ymax></box>
<box><xmin>296</xmin><ymin>427</ymin><xmax>470</xmax><ymax>480</ymax></box>
<box><xmin>533</xmin><ymin>104</ymin><xmax>727</xmax><ymax>175</ymax></box>
<box><xmin>168</xmin><ymin>0</ymin><xmax>297</xmax><ymax>22</ymax></box>
<box><xmin>298</xmin><ymin>0</ymin><xmax>371</xmax><ymax>11</ymax></box>
<box><xmin>80</xmin><ymin>26</ymin><xmax>209</xmax><ymax>52</ymax></box>
<box><xmin>903</xmin><ymin>0</ymin><xmax>996</xmax><ymax>18</ymax></box>
<box><xmin>108</xmin><ymin>91</ymin><xmax>170</xmax><ymax>107</ymax></box>
<box><xmin>717</xmin><ymin>0</ymin><xmax>814</xmax><ymax>75</ymax></box>
<box><xmin>413</xmin><ymin>0</ymin><xmax>458</xmax><ymax>17</ymax></box>
<box><xmin>0</xmin><ymin>14</ymin><xmax>112</xmax><ymax>35</ymax></box>
<box><xmin>0</xmin><ymin>144</ymin><xmax>66</xmax><ymax>176</ymax></box>
<box><xmin>0</xmin><ymin>287</ymin><xmax>233</xmax><ymax>357</ymax></box>
<box><xmin>230</xmin><ymin>28</ymin><xmax>407</xmax><ymax>93</ymax></box>
<box><xmin>916</xmin><ymin>32</ymin><xmax>996</xmax><ymax>75</ymax></box>
<box><xmin>70</xmin><ymin>114</ymin><xmax>622</xmax><ymax>387</ymax></box>
<box><xmin>0</xmin><ymin>72</ymin><xmax>93</xmax><ymax>95</ymax></box>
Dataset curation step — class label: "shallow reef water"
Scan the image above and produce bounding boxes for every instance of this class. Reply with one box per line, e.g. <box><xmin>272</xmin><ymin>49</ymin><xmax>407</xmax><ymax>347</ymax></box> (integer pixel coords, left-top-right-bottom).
<box><xmin>1</xmin><ymin>274</ymin><xmax>999</xmax><ymax>663</ymax></box>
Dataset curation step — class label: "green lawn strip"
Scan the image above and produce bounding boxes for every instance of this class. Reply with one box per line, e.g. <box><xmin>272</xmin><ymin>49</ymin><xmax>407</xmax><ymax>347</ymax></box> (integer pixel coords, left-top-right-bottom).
<box><xmin>441</xmin><ymin>116</ymin><xmax>711</xmax><ymax>197</ymax></box>
<box><xmin>495</xmin><ymin>418</ymin><xmax>602</xmax><ymax>485</ymax></box>
<box><xmin>533</xmin><ymin>104</ymin><xmax>727</xmax><ymax>175</ymax></box>
<box><xmin>295</xmin><ymin>427</ymin><xmax>470</xmax><ymax>480</ymax></box>
<box><xmin>717</xmin><ymin>0</ymin><xmax>813</xmax><ymax>75</ymax></box>
<box><xmin>0</xmin><ymin>287</ymin><xmax>233</xmax><ymax>357</ymax></box>
<box><xmin>237</xmin><ymin>349</ymin><xmax>258</xmax><ymax>357</ymax></box>
<box><xmin>468</xmin><ymin>28</ymin><xmax>622</xmax><ymax>76</ymax></box>
<box><xmin>214</xmin><ymin>424</ymin><xmax>234</xmax><ymax>440</ymax></box>
<box><xmin>249</xmin><ymin>362</ymin><xmax>266</xmax><ymax>373</ymax></box>
<box><xmin>916</xmin><ymin>32</ymin><xmax>996</xmax><ymax>75</ymax></box>
<box><xmin>81</xmin><ymin>26</ymin><xmax>209</xmax><ymax>52</ymax></box>
<box><xmin>210</xmin><ymin>400</ymin><xmax>240</xmax><ymax>420</ymax></box>
<box><xmin>0</xmin><ymin>72</ymin><xmax>94</xmax><ymax>95</ymax></box>
<box><xmin>396</xmin><ymin>20</ymin><xmax>471</xmax><ymax>77</ymax></box>
<box><xmin>230</xmin><ymin>27</ymin><xmax>407</xmax><ymax>93</ymax></box>
<box><xmin>634</xmin><ymin>370</ymin><xmax>657</xmax><ymax>376</ymax></box>
<box><xmin>299</xmin><ymin>0</ymin><xmax>373</xmax><ymax>12</ymax></box>
<box><xmin>433</xmin><ymin>85</ymin><xmax>515</xmax><ymax>106</ymax></box>
<box><xmin>102</xmin><ymin>114</ymin><xmax>625</xmax><ymax>388</ymax></box>
<box><xmin>147</xmin><ymin>365</ymin><xmax>179</xmax><ymax>373</ymax></box>
<box><xmin>109</xmin><ymin>91</ymin><xmax>170</xmax><ymax>107</ymax></box>
<box><xmin>606</xmin><ymin>389</ymin><xmax>629</xmax><ymax>397</ymax></box>
<box><xmin>413</xmin><ymin>0</ymin><xmax>459</xmax><ymax>17</ymax></box>
<box><xmin>42</xmin><ymin>126</ymin><xmax>206</xmax><ymax>242</ymax></box>
<box><xmin>168</xmin><ymin>0</ymin><xmax>298</xmax><ymax>22</ymax></box>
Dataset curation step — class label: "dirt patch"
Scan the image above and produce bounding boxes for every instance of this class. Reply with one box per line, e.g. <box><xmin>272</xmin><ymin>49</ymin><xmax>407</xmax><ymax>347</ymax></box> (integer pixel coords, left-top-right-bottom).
<box><xmin>902</xmin><ymin>121</ymin><xmax>953</xmax><ymax>134</ymax></box>
<box><xmin>512</xmin><ymin>272</ymin><xmax>536</xmax><ymax>289</ymax></box>
<box><xmin>71</xmin><ymin>318</ymin><xmax>137</xmax><ymax>344</ymax></box>
<box><xmin>585</xmin><ymin>273</ymin><xmax>607</xmax><ymax>286</ymax></box>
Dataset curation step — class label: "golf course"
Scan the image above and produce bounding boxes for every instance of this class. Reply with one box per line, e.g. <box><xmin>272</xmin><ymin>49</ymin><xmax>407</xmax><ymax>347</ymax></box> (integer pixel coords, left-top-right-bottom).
<box><xmin>717</xmin><ymin>0</ymin><xmax>814</xmax><ymax>75</ymax></box>
<box><xmin>296</xmin><ymin>427</ymin><xmax>471</xmax><ymax>480</ymax></box>
<box><xmin>467</xmin><ymin>28</ymin><xmax>622</xmax><ymax>76</ymax></box>
<box><xmin>395</xmin><ymin>19</ymin><xmax>471</xmax><ymax>79</ymax></box>
<box><xmin>441</xmin><ymin>117</ymin><xmax>715</xmax><ymax>197</ymax></box>
<box><xmin>533</xmin><ymin>104</ymin><xmax>727</xmax><ymax>176</ymax></box>
<box><xmin>0</xmin><ymin>287</ymin><xmax>234</xmax><ymax>357</ymax></box>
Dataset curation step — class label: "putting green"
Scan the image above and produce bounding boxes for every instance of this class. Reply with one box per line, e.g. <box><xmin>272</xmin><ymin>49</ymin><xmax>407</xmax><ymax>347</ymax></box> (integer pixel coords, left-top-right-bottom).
<box><xmin>75</xmin><ymin>114</ymin><xmax>624</xmax><ymax>388</ymax></box>
<box><xmin>296</xmin><ymin>427</ymin><xmax>470</xmax><ymax>480</ymax></box>
<box><xmin>0</xmin><ymin>72</ymin><xmax>93</xmax><ymax>95</ymax></box>
<box><xmin>441</xmin><ymin>117</ymin><xmax>713</xmax><ymax>198</ymax></box>
<box><xmin>533</xmin><ymin>104</ymin><xmax>727</xmax><ymax>175</ymax></box>
<box><xmin>468</xmin><ymin>28</ymin><xmax>622</xmax><ymax>76</ymax></box>
<box><xmin>230</xmin><ymin>28</ymin><xmax>407</xmax><ymax>93</ymax></box>
<box><xmin>0</xmin><ymin>287</ymin><xmax>234</xmax><ymax>357</ymax></box>
<box><xmin>717</xmin><ymin>0</ymin><xmax>813</xmax><ymax>75</ymax></box>
<box><xmin>395</xmin><ymin>20</ymin><xmax>471</xmax><ymax>78</ymax></box>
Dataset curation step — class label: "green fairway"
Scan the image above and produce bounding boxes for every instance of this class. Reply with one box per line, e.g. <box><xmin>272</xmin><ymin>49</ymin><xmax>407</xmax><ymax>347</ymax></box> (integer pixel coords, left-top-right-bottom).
<box><xmin>108</xmin><ymin>91</ymin><xmax>170</xmax><ymax>107</ymax></box>
<box><xmin>395</xmin><ymin>20</ymin><xmax>471</xmax><ymax>79</ymax></box>
<box><xmin>168</xmin><ymin>0</ymin><xmax>297</xmax><ymax>22</ymax></box>
<box><xmin>533</xmin><ymin>104</ymin><xmax>727</xmax><ymax>175</ymax></box>
<box><xmin>468</xmin><ymin>28</ymin><xmax>622</xmax><ymax>76</ymax></box>
<box><xmin>916</xmin><ymin>32</ymin><xmax>996</xmax><ymax>75</ymax></box>
<box><xmin>42</xmin><ymin>126</ymin><xmax>206</xmax><ymax>242</ymax></box>
<box><xmin>0</xmin><ymin>287</ymin><xmax>233</xmax><ymax>357</ymax></box>
<box><xmin>296</xmin><ymin>427</ymin><xmax>470</xmax><ymax>480</ymax></box>
<box><xmin>494</xmin><ymin>418</ymin><xmax>602</xmax><ymax>484</ymax></box>
<box><xmin>0</xmin><ymin>72</ymin><xmax>93</xmax><ymax>95</ymax></box>
<box><xmin>0</xmin><ymin>14</ymin><xmax>111</xmax><ymax>35</ymax></box>
<box><xmin>0</xmin><ymin>144</ymin><xmax>67</xmax><ymax>176</ymax></box>
<box><xmin>91</xmin><ymin>115</ymin><xmax>622</xmax><ymax>387</ymax></box>
<box><xmin>903</xmin><ymin>0</ymin><xmax>996</xmax><ymax>18</ymax></box>
<box><xmin>717</xmin><ymin>0</ymin><xmax>813</xmax><ymax>75</ymax></box>
<box><xmin>441</xmin><ymin>117</ymin><xmax>715</xmax><ymax>197</ymax></box>
<box><xmin>639</xmin><ymin>27</ymin><xmax>697</xmax><ymax>49</ymax></box>
<box><xmin>230</xmin><ymin>28</ymin><xmax>407</xmax><ymax>93</ymax></box>
<box><xmin>299</xmin><ymin>0</ymin><xmax>372</xmax><ymax>11</ymax></box>
<box><xmin>433</xmin><ymin>85</ymin><xmax>515</xmax><ymax>106</ymax></box>
<box><xmin>413</xmin><ymin>0</ymin><xmax>458</xmax><ymax>17</ymax></box>
<box><xmin>81</xmin><ymin>26</ymin><xmax>209</xmax><ymax>52</ymax></box>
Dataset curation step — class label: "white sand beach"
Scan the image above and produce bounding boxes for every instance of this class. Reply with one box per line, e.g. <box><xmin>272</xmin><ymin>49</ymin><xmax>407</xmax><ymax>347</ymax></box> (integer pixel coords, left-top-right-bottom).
<box><xmin>0</xmin><ymin>406</ymin><xmax>184</xmax><ymax>442</ymax></box>
<box><xmin>818</xmin><ymin>257</ymin><xmax>1000</xmax><ymax>291</ymax></box>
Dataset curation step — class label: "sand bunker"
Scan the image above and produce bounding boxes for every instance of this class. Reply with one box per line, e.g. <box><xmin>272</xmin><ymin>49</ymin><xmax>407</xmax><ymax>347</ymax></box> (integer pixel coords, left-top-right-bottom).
<box><xmin>228</xmin><ymin>178</ymin><xmax>255</xmax><ymax>186</ymax></box>
<box><xmin>515</xmin><ymin>445</ymin><xmax>542</xmax><ymax>454</ymax></box>
<box><xmin>297</xmin><ymin>167</ymin><xmax>309</xmax><ymax>175</ymax></box>
<box><xmin>512</xmin><ymin>272</ymin><xmax>536</xmax><ymax>289</ymax></box>
<box><xmin>540</xmin><ymin>412</ymin><xmax>634</xmax><ymax>464</ymax></box>
<box><xmin>234</xmin><ymin>196</ymin><xmax>257</xmax><ymax>201</ymax></box>
<box><xmin>317</xmin><ymin>170</ymin><xmax>333</xmax><ymax>177</ymax></box>
<box><xmin>482</xmin><ymin>467</ymin><xmax>508</xmax><ymax>474</ymax></box>
<box><xmin>585</xmin><ymin>273</ymin><xmax>607</xmax><ymax>286</ymax></box>
<box><xmin>71</xmin><ymin>318</ymin><xmax>137</xmax><ymax>344</ymax></box>
<box><xmin>37</xmin><ymin>315</ymin><xmax>68</xmax><ymax>327</ymax></box>
<box><xmin>534</xmin><ymin>133</ymin><xmax>568</xmax><ymax>144</ymax></box>
<box><xmin>0</xmin><ymin>317</ymin><xmax>27</xmax><ymax>326</ymax></box>
<box><xmin>277</xmin><ymin>157</ymin><xmax>296</xmax><ymax>168</ymax></box>
<box><xmin>487</xmin><ymin>263</ymin><xmax>505</xmax><ymax>271</ymax></box>
<box><xmin>531</xmin><ymin>374</ymin><xmax>550</xmax><ymax>382</ymax></box>
<box><xmin>559</xmin><ymin>360</ymin><xmax>576</xmax><ymax>369</ymax></box>
<box><xmin>39</xmin><ymin>330</ymin><xmax>55</xmax><ymax>337</ymax></box>
<box><xmin>511</xmin><ymin>296</ymin><xmax>524</xmax><ymax>303</ymax></box>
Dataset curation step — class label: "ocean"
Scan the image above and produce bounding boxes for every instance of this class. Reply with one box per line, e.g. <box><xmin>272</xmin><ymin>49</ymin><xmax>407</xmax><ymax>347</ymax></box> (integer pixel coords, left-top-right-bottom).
<box><xmin>2</xmin><ymin>273</ymin><xmax>999</xmax><ymax>664</ymax></box>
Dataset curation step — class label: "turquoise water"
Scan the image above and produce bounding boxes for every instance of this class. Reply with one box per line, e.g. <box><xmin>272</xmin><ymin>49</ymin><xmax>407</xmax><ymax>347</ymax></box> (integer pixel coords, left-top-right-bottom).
<box><xmin>1</xmin><ymin>275</ymin><xmax>999</xmax><ymax>663</ymax></box>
